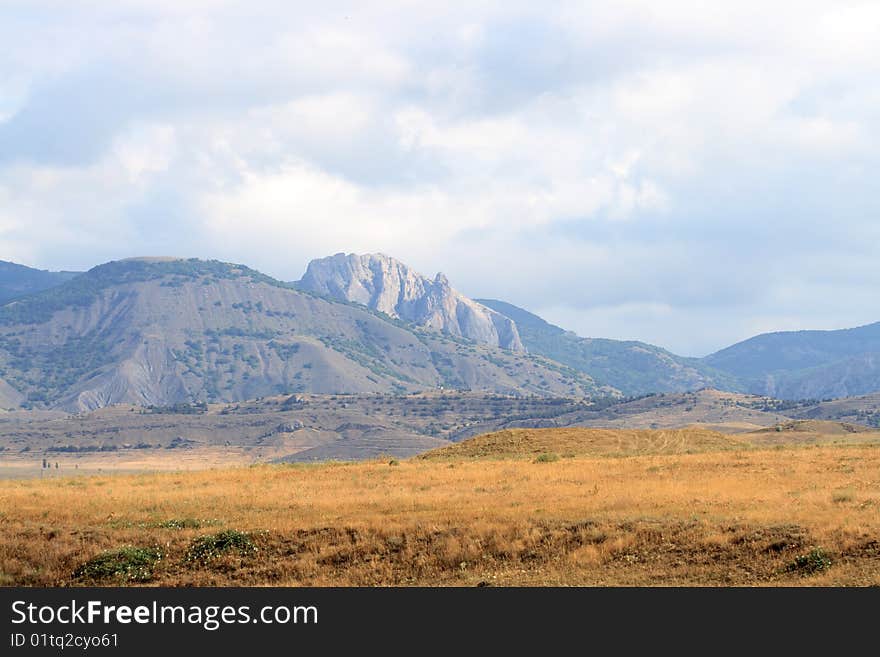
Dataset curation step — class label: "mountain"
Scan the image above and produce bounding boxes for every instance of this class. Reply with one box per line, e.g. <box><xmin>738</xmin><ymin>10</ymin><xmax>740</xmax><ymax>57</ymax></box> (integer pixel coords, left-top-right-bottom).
<box><xmin>297</xmin><ymin>253</ymin><xmax>523</xmax><ymax>351</ymax></box>
<box><xmin>479</xmin><ymin>299</ymin><xmax>880</xmax><ymax>400</ymax></box>
<box><xmin>703</xmin><ymin>323</ymin><xmax>880</xmax><ymax>399</ymax></box>
<box><xmin>476</xmin><ymin>299</ymin><xmax>736</xmax><ymax>396</ymax></box>
<box><xmin>0</xmin><ymin>257</ymin><xmax>604</xmax><ymax>411</ymax></box>
<box><xmin>0</xmin><ymin>260</ymin><xmax>79</xmax><ymax>304</ymax></box>
<box><xmin>3</xmin><ymin>252</ymin><xmax>878</xmax><ymax>406</ymax></box>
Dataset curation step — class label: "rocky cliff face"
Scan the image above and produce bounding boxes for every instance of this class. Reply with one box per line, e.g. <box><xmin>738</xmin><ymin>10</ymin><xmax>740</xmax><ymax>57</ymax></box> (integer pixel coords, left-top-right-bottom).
<box><xmin>298</xmin><ymin>253</ymin><xmax>524</xmax><ymax>351</ymax></box>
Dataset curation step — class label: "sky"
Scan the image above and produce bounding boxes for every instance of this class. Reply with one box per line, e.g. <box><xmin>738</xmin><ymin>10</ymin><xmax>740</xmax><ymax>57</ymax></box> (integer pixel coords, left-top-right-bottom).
<box><xmin>0</xmin><ymin>1</ymin><xmax>878</xmax><ymax>356</ymax></box>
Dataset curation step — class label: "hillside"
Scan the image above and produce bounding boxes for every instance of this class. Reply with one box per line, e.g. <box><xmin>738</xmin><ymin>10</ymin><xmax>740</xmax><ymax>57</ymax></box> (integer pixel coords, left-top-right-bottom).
<box><xmin>0</xmin><ymin>258</ymin><xmax>604</xmax><ymax>411</ymax></box>
<box><xmin>5</xmin><ymin>388</ymin><xmax>880</xmax><ymax>476</ymax></box>
<box><xmin>298</xmin><ymin>253</ymin><xmax>523</xmax><ymax>350</ymax></box>
<box><xmin>0</xmin><ymin>392</ymin><xmax>602</xmax><ymax>467</ymax></box>
<box><xmin>704</xmin><ymin>323</ymin><xmax>880</xmax><ymax>399</ymax></box>
<box><xmin>744</xmin><ymin>419</ymin><xmax>880</xmax><ymax>448</ymax></box>
<box><xmin>749</xmin><ymin>419</ymin><xmax>872</xmax><ymax>435</ymax></box>
<box><xmin>553</xmin><ymin>388</ymin><xmax>804</xmax><ymax>432</ymax></box>
<box><xmin>0</xmin><ymin>260</ymin><xmax>79</xmax><ymax>304</ymax></box>
<box><xmin>421</xmin><ymin>419</ymin><xmax>880</xmax><ymax>462</ymax></box>
<box><xmin>481</xmin><ymin>299</ymin><xmax>880</xmax><ymax>400</ymax></box>
<box><xmin>789</xmin><ymin>392</ymin><xmax>880</xmax><ymax>427</ymax></box>
<box><xmin>477</xmin><ymin>299</ymin><xmax>735</xmax><ymax>395</ymax></box>
<box><xmin>419</xmin><ymin>426</ymin><xmax>747</xmax><ymax>460</ymax></box>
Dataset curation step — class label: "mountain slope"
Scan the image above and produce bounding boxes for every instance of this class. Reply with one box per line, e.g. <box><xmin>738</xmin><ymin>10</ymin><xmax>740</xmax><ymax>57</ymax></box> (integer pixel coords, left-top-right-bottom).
<box><xmin>0</xmin><ymin>258</ymin><xmax>604</xmax><ymax>411</ymax></box>
<box><xmin>480</xmin><ymin>299</ymin><xmax>880</xmax><ymax>400</ymax></box>
<box><xmin>790</xmin><ymin>392</ymin><xmax>880</xmax><ymax>427</ymax></box>
<box><xmin>0</xmin><ymin>260</ymin><xmax>79</xmax><ymax>304</ymax></box>
<box><xmin>704</xmin><ymin>323</ymin><xmax>880</xmax><ymax>398</ymax></box>
<box><xmin>704</xmin><ymin>322</ymin><xmax>880</xmax><ymax>377</ymax></box>
<box><xmin>298</xmin><ymin>253</ymin><xmax>523</xmax><ymax>351</ymax></box>
<box><xmin>6</xmin><ymin>254</ymin><xmax>878</xmax><ymax>404</ymax></box>
<box><xmin>477</xmin><ymin>299</ymin><xmax>734</xmax><ymax>396</ymax></box>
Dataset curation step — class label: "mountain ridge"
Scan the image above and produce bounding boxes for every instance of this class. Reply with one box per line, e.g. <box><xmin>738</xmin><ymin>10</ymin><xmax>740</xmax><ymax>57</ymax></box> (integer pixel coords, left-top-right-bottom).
<box><xmin>703</xmin><ymin>322</ymin><xmax>880</xmax><ymax>398</ymax></box>
<box><xmin>2</xmin><ymin>253</ymin><xmax>880</xmax><ymax>403</ymax></box>
<box><xmin>479</xmin><ymin>298</ymin><xmax>880</xmax><ymax>400</ymax></box>
<box><xmin>0</xmin><ymin>260</ymin><xmax>80</xmax><ymax>305</ymax></box>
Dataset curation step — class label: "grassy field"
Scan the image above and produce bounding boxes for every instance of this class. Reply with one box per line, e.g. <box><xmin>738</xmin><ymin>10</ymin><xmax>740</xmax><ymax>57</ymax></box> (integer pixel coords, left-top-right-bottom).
<box><xmin>0</xmin><ymin>447</ymin><xmax>257</xmax><ymax>480</ymax></box>
<box><xmin>1</xmin><ymin>427</ymin><xmax>880</xmax><ymax>587</ymax></box>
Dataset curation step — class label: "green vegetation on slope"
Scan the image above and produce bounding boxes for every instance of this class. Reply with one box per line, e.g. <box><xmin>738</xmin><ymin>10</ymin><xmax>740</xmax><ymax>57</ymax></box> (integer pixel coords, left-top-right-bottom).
<box><xmin>479</xmin><ymin>299</ymin><xmax>880</xmax><ymax>400</ymax></box>
<box><xmin>705</xmin><ymin>323</ymin><xmax>880</xmax><ymax>377</ymax></box>
<box><xmin>704</xmin><ymin>323</ymin><xmax>880</xmax><ymax>399</ymax></box>
<box><xmin>0</xmin><ymin>260</ymin><xmax>79</xmax><ymax>305</ymax></box>
<box><xmin>477</xmin><ymin>299</ymin><xmax>736</xmax><ymax>396</ymax></box>
<box><xmin>0</xmin><ymin>258</ymin><xmax>291</xmax><ymax>326</ymax></box>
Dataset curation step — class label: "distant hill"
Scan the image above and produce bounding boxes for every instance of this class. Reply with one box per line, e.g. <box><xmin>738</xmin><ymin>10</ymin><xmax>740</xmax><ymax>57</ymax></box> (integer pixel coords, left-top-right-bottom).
<box><xmin>478</xmin><ymin>299</ymin><xmax>880</xmax><ymax>400</ymax></box>
<box><xmin>298</xmin><ymin>253</ymin><xmax>523</xmax><ymax>351</ymax></box>
<box><xmin>703</xmin><ymin>323</ymin><xmax>880</xmax><ymax>399</ymax></box>
<box><xmin>419</xmin><ymin>425</ymin><xmax>746</xmax><ymax>460</ymax></box>
<box><xmin>476</xmin><ymin>299</ymin><xmax>735</xmax><ymax>396</ymax></box>
<box><xmin>0</xmin><ymin>260</ymin><xmax>79</xmax><ymax>304</ymax></box>
<box><xmin>534</xmin><ymin>388</ymin><xmax>792</xmax><ymax>433</ymax></box>
<box><xmin>0</xmin><ymin>258</ymin><xmax>605</xmax><ymax>411</ymax></box>
<box><xmin>748</xmin><ymin>419</ymin><xmax>871</xmax><ymax>435</ymax></box>
<box><xmin>789</xmin><ymin>392</ymin><xmax>880</xmax><ymax>427</ymax></box>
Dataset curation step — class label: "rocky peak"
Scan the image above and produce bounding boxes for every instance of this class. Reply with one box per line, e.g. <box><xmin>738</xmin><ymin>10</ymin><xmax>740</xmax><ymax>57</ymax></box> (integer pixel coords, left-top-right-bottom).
<box><xmin>298</xmin><ymin>253</ymin><xmax>524</xmax><ymax>351</ymax></box>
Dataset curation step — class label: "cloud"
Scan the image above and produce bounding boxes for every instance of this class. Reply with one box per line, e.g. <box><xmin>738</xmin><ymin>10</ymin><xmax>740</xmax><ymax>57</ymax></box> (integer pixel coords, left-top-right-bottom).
<box><xmin>0</xmin><ymin>1</ymin><xmax>878</xmax><ymax>354</ymax></box>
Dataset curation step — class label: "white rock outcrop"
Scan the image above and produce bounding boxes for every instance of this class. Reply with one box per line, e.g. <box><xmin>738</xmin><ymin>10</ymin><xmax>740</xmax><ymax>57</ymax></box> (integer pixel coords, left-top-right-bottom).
<box><xmin>298</xmin><ymin>253</ymin><xmax>524</xmax><ymax>351</ymax></box>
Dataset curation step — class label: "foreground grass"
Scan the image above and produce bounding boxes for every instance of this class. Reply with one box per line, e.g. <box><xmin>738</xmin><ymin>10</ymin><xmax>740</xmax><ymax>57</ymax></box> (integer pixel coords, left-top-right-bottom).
<box><xmin>1</xmin><ymin>443</ymin><xmax>879</xmax><ymax>586</ymax></box>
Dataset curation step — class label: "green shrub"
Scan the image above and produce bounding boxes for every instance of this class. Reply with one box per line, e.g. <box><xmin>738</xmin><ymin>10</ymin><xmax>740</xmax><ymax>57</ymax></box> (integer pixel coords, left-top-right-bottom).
<box><xmin>185</xmin><ymin>530</ymin><xmax>256</xmax><ymax>564</ymax></box>
<box><xmin>73</xmin><ymin>546</ymin><xmax>162</xmax><ymax>583</ymax></box>
<box><xmin>534</xmin><ymin>452</ymin><xmax>560</xmax><ymax>463</ymax></box>
<box><xmin>786</xmin><ymin>547</ymin><xmax>832</xmax><ymax>575</ymax></box>
<box><xmin>157</xmin><ymin>518</ymin><xmax>204</xmax><ymax>530</ymax></box>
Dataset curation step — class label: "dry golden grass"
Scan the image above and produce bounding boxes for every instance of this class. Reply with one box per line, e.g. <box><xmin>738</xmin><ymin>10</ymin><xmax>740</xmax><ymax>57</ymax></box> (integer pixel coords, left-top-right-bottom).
<box><xmin>0</xmin><ymin>448</ymin><xmax>257</xmax><ymax>480</ymax></box>
<box><xmin>2</xmin><ymin>437</ymin><xmax>880</xmax><ymax>586</ymax></box>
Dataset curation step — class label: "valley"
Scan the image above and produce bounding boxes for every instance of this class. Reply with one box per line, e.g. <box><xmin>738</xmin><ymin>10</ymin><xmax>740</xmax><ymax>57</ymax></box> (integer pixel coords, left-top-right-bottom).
<box><xmin>3</xmin><ymin>387</ymin><xmax>880</xmax><ymax>478</ymax></box>
<box><xmin>2</xmin><ymin>426</ymin><xmax>879</xmax><ymax>586</ymax></box>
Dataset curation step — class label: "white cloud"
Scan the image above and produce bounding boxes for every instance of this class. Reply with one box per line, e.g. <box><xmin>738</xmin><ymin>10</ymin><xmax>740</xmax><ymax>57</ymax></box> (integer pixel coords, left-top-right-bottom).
<box><xmin>112</xmin><ymin>123</ymin><xmax>178</xmax><ymax>182</ymax></box>
<box><xmin>0</xmin><ymin>1</ymin><xmax>878</xmax><ymax>352</ymax></box>
<box><xmin>198</xmin><ymin>162</ymin><xmax>464</xmax><ymax>273</ymax></box>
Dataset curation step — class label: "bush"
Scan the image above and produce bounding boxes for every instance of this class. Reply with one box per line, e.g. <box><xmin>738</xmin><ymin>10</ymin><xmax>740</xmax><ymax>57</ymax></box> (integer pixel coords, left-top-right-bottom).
<box><xmin>534</xmin><ymin>452</ymin><xmax>560</xmax><ymax>463</ymax></box>
<box><xmin>157</xmin><ymin>518</ymin><xmax>204</xmax><ymax>530</ymax></box>
<box><xmin>786</xmin><ymin>547</ymin><xmax>832</xmax><ymax>575</ymax></box>
<box><xmin>185</xmin><ymin>530</ymin><xmax>256</xmax><ymax>564</ymax></box>
<box><xmin>73</xmin><ymin>546</ymin><xmax>162</xmax><ymax>583</ymax></box>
